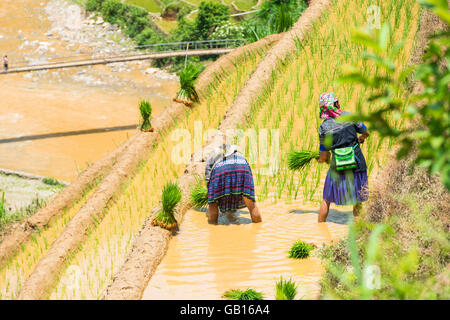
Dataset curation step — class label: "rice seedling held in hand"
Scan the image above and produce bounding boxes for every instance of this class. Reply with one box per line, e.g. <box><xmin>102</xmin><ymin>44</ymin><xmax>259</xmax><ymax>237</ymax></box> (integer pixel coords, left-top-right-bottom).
<box><xmin>139</xmin><ymin>100</ymin><xmax>153</xmax><ymax>132</ymax></box>
<box><xmin>174</xmin><ymin>63</ymin><xmax>204</xmax><ymax>107</ymax></box>
<box><xmin>288</xmin><ymin>240</ymin><xmax>315</xmax><ymax>259</ymax></box>
<box><xmin>223</xmin><ymin>288</ymin><xmax>264</xmax><ymax>300</ymax></box>
<box><xmin>275</xmin><ymin>277</ymin><xmax>297</xmax><ymax>300</ymax></box>
<box><xmin>287</xmin><ymin>150</ymin><xmax>320</xmax><ymax>171</ymax></box>
<box><xmin>190</xmin><ymin>184</ymin><xmax>208</xmax><ymax>208</ymax></box>
<box><xmin>152</xmin><ymin>182</ymin><xmax>182</xmax><ymax>231</ymax></box>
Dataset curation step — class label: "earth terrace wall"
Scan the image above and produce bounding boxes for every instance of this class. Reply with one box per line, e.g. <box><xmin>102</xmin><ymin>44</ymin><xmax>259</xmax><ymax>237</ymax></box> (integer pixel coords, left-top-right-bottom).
<box><xmin>14</xmin><ymin>33</ymin><xmax>279</xmax><ymax>300</ymax></box>
<box><xmin>103</xmin><ymin>0</ymin><xmax>331</xmax><ymax>300</ymax></box>
<box><xmin>0</xmin><ymin>134</ymin><xmax>138</xmax><ymax>267</ymax></box>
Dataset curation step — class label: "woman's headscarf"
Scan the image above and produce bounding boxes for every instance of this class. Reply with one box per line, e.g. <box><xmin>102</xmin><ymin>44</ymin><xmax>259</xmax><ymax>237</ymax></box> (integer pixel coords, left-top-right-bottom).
<box><xmin>319</xmin><ymin>92</ymin><xmax>341</xmax><ymax>119</ymax></box>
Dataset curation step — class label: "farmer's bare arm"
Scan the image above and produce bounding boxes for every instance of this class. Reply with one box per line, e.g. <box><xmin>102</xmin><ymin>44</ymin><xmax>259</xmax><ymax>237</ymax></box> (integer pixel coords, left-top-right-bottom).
<box><xmin>358</xmin><ymin>130</ymin><xmax>370</xmax><ymax>143</ymax></box>
<box><xmin>318</xmin><ymin>151</ymin><xmax>330</xmax><ymax>164</ymax></box>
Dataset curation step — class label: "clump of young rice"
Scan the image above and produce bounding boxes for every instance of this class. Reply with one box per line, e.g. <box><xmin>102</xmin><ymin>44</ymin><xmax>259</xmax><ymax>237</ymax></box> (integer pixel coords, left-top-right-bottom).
<box><xmin>152</xmin><ymin>182</ymin><xmax>182</xmax><ymax>230</ymax></box>
<box><xmin>174</xmin><ymin>63</ymin><xmax>204</xmax><ymax>107</ymax></box>
<box><xmin>223</xmin><ymin>288</ymin><xmax>264</xmax><ymax>300</ymax></box>
<box><xmin>139</xmin><ymin>100</ymin><xmax>153</xmax><ymax>132</ymax></box>
<box><xmin>275</xmin><ymin>277</ymin><xmax>298</xmax><ymax>300</ymax></box>
<box><xmin>190</xmin><ymin>183</ymin><xmax>208</xmax><ymax>208</ymax></box>
<box><xmin>288</xmin><ymin>240</ymin><xmax>315</xmax><ymax>259</ymax></box>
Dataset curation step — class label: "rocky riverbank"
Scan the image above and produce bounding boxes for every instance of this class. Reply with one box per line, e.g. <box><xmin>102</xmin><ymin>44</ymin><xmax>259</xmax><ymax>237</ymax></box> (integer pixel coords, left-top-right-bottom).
<box><xmin>18</xmin><ymin>0</ymin><xmax>177</xmax><ymax>86</ymax></box>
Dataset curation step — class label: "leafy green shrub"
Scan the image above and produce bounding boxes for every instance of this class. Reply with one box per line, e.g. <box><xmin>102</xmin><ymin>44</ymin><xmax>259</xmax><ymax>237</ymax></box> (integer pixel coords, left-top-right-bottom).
<box><xmin>174</xmin><ymin>63</ymin><xmax>204</xmax><ymax>106</ymax></box>
<box><xmin>223</xmin><ymin>288</ymin><xmax>264</xmax><ymax>300</ymax></box>
<box><xmin>152</xmin><ymin>182</ymin><xmax>182</xmax><ymax>230</ymax></box>
<box><xmin>86</xmin><ymin>0</ymin><xmax>104</xmax><ymax>12</ymax></box>
<box><xmin>275</xmin><ymin>277</ymin><xmax>297</xmax><ymax>300</ymax></box>
<box><xmin>194</xmin><ymin>1</ymin><xmax>230</xmax><ymax>40</ymax></box>
<box><xmin>289</xmin><ymin>240</ymin><xmax>315</xmax><ymax>259</ymax></box>
<box><xmin>210</xmin><ymin>22</ymin><xmax>244</xmax><ymax>41</ymax></box>
<box><xmin>125</xmin><ymin>16</ymin><xmax>151</xmax><ymax>38</ymax></box>
<box><xmin>163</xmin><ymin>1</ymin><xmax>195</xmax><ymax>21</ymax></box>
<box><xmin>139</xmin><ymin>100</ymin><xmax>152</xmax><ymax>131</ymax></box>
<box><xmin>101</xmin><ymin>0</ymin><xmax>125</xmax><ymax>25</ymax></box>
<box><xmin>135</xmin><ymin>27</ymin><xmax>164</xmax><ymax>46</ymax></box>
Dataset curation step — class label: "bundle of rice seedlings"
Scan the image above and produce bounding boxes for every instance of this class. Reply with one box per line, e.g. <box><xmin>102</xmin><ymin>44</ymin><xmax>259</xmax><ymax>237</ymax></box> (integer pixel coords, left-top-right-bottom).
<box><xmin>151</xmin><ymin>182</ymin><xmax>182</xmax><ymax>230</ymax></box>
<box><xmin>190</xmin><ymin>184</ymin><xmax>208</xmax><ymax>208</ymax></box>
<box><xmin>275</xmin><ymin>277</ymin><xmax>297</xmax><ymax>300</ymax></box>
<box><xmin>173</xmin><ymin>63</ymin><xmax>203</xmax><ymax>107</ymax></box>
<box><xmin>287</xmin><ymin>150</ymin><xmax>320</xmax><ymax>170</ymax></box>
<box><xmin>139</xmin><ymin>100</ymin><xmax>153</xmax><ymax>132</ymax></box>
<box><xmin>223</xmin><ymin>288</ymin><xmax>264</xmax><ymax>300</ymax></box>
<box><xmin>288</xmin><ymin>240</ymin><xmax>315</xmax><ymax>259</ymax></box>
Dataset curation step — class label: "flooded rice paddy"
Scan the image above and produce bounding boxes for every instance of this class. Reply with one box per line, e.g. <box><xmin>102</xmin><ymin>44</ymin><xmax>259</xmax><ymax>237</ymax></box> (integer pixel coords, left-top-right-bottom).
<box><xmin>143</xmin><ymin>201</ymin><xmax>349</xmax><ymax>300</ymax></box>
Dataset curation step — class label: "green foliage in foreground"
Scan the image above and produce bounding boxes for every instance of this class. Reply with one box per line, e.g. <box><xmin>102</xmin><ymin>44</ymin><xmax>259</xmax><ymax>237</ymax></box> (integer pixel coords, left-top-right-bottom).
<box><xmin>320</xmin><ymin>203</ymin><xmax>449</xmax><ymax>299</ymax></box>
<box><xmin>338</xmin><ymin>0</ymin><xmax>450</xmax><ymax>189</ymax></box>
<box><xmin>152</xmin><ymin>182</ymin><xmax>182</xmax><ymax>230</ymax></box>
<box><xmin>275</xmin><ymin>277</ymin><xmax>298</xmax><ymax>300</ymax></box>
<box><xmin>288</xmin><ymin>240</ymin><xmax>315</xmax><ymax>259</ymax></box>
<box><xmin>287</xmin><ymin>150</ymin><xmax>320</xmax><ymax>171</ymax></box>
<box><xmin>319</xmin><ymin>155</ymin><xmax>450</xmax><ymax>299</ymax></box>
<box><xmin>139</xmin><ymin>100</ymin><xmax>152</xmax><ymax>131</ymax></box>
<box><xmin>223</xmin><ymin>288</ymin><xmax>264</xmax><ymax>300</ymax></box>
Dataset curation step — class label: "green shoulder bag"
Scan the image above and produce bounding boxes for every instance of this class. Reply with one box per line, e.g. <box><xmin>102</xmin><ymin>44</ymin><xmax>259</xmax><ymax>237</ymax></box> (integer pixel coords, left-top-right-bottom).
<box><xmin>333</xmin><ymin>144</ymin><xmax>358</xmax><ymax>171</ymax></box>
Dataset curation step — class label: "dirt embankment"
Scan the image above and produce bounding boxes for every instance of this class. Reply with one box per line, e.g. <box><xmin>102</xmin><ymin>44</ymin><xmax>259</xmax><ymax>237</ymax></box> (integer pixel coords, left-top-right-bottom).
<box><xmin>103</xmin><ymin>0</ymin><xmax>331</xmax><ymax>300</ymax></box>
<box><xmin>0</xmin><ymin>134</ymin><xmax>137</xmax><ymax>267</ymax></box>
<box><xmin>16</xmin><ymin>31</ymin><xmax>280</xmax><ymax>300</ymax></box>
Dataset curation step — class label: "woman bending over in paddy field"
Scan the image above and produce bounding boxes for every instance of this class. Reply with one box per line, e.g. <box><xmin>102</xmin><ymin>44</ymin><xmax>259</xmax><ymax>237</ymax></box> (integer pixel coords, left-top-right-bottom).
<box><xmin>316</xmin><ymin>92</ymin><xmax>370</xmax><ymax>222</ymax></box>
<box><xmin>205</xmin><ymin>144</ymin><xmax>262</xmax><ymax>224</ymax></box>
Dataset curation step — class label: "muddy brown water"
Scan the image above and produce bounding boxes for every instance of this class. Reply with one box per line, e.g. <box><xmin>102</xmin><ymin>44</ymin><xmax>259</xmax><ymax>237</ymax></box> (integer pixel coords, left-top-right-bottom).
<box><xmin>142</xmin><ymin>200</ymin><xmax>348</xmax><ymax>300</ymax></box>
<box><xmin>0</xmin><ymin>0</ymin><xmax>178</xmax><ymax>182</ymax></box>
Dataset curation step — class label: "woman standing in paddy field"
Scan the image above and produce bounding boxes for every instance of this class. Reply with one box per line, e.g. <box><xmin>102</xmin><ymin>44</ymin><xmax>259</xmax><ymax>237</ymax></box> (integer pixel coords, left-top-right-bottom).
<box><xmin>205</xmin><ymin>144</ymin><xmax>262</xmax><ymax>224</ymax></box>
<box><xmin>317</xmin><ymin>92</ymin><xmax>370</xmax><ymax>222</ymax></box>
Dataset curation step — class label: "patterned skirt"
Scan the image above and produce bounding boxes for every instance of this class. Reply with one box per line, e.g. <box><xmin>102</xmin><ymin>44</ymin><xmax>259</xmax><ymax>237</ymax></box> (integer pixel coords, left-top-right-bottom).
<box><xmin>323</xmin><ymin>170</ymin><xmax>368</xmax><ymax>206</ymax></box>
<box><xmin>207</xmin><ymin>155</ymin><xmax>256</xmax><ymax>212</ymax></box>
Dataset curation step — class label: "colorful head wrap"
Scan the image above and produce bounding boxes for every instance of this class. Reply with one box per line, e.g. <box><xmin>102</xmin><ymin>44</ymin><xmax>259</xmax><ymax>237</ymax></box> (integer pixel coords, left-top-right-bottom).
<box><xmin>319</xmin><ymin>92</ymin><xmax>341</xmax><ymax>119</ymax></box>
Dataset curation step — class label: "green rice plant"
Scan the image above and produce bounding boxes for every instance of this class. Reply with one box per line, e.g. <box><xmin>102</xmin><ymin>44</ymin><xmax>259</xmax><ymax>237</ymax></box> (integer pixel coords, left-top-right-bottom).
<box><xmin>223</xmin><ymin>288</ymin><xmax>264</xmax><ymax>300</ymax></box>
<box><xmin>174</xmin><ymin>63</ymin><xmax>204</xmax><ymax>107</ymax></box>
<box><xmin>275</xmin><ymin>277</ymin><xmax>298</xmax><ymax>300</ymax></box>
<box><xmin>190</xmin><ymin>184</ymin><xmax>208</xmax><ymax>208</ymax></box>
<box><xmin>139</xmin><ymin>100</ymin><xmax>153</xmax><ymax>132</ymax></box>
<box><xmin>287</xmin><ymin>150</ymin><xmax>320</xmax><ymax>171</ymax></box>
<box><xmin>0</xmin><ymin>191</ymin><xmax>6</xmax><ymax>219</ymax></box>
<box><xmin>288</xmin><ymin>240</ymin><xmax>315</xmax><ymax>259</ymax></box>
<box><xmin>152</xmin><ymin>182</ymin><xmax>182</xmax><ymax>230</ymax></box>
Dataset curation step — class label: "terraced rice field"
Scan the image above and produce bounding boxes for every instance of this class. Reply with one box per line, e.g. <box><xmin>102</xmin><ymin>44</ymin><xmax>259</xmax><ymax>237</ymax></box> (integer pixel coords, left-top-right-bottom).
<box><xmin>244</xmin><ymin>0</ymin><xmax>420</xmax><ymax>204</ymax></box>
<box><xmin>0</xmin><ymin>47</ymin><xmax>267</xmax><ymax>299</ymax></box>
<box><xmin>0</xmin><ymin>0</ymin><xmax>424</xmax><ymax>300</ymax></box>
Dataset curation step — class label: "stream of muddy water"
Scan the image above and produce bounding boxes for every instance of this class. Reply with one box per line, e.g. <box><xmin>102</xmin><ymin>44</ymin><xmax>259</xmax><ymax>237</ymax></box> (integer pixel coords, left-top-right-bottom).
<box><xmin>0</xmin><ymin>0</ymin><xmax>178</xmax><ymax>182</ymax></box>
<box><xmin>143</xmin><ymin>201</ymin><xmax>349</xmax><ymax>300</ymax></box>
